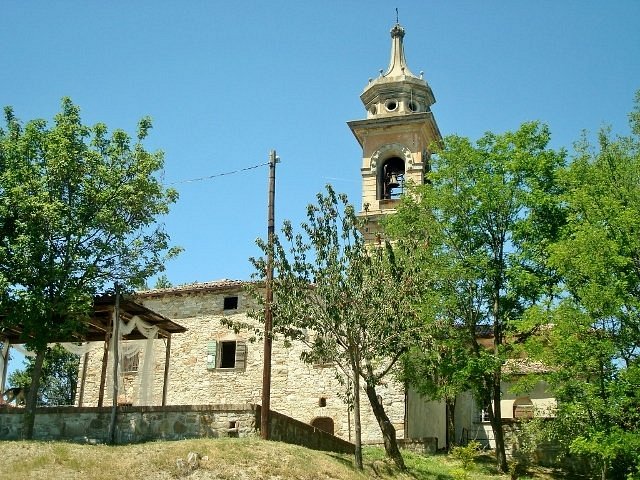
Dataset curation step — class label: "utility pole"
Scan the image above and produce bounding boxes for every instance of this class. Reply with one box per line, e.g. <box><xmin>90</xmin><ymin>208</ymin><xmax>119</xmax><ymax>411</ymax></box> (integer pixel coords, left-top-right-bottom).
<box><xmin>109</xmin><ymin>282</ymin><xmax>120</xmax><ymax>444</ymax></box>
<box><xmin>261</xmin><ymin>150</ymin><xmax>278</xmax><ymax>439</ymax></box>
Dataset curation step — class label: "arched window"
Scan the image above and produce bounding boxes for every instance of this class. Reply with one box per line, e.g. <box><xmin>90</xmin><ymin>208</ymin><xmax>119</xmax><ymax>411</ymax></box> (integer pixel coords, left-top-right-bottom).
<box><xmin>310</xmin><ymin>416</ymin><xmax>335</xmax><ymax>435</ymax></box>
<box><xmin>378</xmin><ymin>156</ymin><xmax>405</xmax><ymax>200</ymax></box>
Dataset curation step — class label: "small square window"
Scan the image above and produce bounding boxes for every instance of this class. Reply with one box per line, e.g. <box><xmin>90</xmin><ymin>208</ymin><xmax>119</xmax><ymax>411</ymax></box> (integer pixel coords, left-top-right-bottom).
<box><xmin>122</xmin><ymin>353</ymin><xmax>139</xmax><ymax>373</ymax></box>
<box><xmin>223</xmin><ymin>296</ymin><xmax>238</xmax><ymax>310</ymax></box>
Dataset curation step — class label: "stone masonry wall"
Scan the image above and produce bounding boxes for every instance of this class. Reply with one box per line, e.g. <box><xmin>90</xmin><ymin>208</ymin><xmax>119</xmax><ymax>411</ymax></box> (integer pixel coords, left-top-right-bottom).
<box><xmin>78</xmin><ymin>284</ymin><xmax>407</xmax><ymax>444</ymax></box>
<box><xmin>257</xmin><ymin>405</ymin><xmax>354</xmax><ymax>454</ymax></box>
<box><xmin>0</xmin><ymin>404</ymin><xmax>256</xmax><ymax>443</ymax></box>
<box><xmin>0</xmin><ymin>403</ymin><xmax>354</xmax><ymax>454</ymax></box>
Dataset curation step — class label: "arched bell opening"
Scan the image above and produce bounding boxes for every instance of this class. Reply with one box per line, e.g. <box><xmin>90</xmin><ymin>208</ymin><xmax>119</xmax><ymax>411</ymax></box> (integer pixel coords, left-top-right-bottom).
<box><xmin>378</xmin><ymin>156</ymin><xmax>405</xmax><ymax>200</ymax></box>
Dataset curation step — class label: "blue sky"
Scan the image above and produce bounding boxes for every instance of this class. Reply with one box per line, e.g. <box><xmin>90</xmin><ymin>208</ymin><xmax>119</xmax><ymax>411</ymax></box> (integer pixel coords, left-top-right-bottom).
<box><xmin>5</xmin><ymin>0</ymin><xmax>640</xmax><ymax>285</ymax></box>
<box><xmin>2</xmin><ymin>0</ymin><xmax>639</xmax><ymax>290</ymax></box>
<box><xmin>2</xmin><ymin>1</ymin><xmax>639</xmax><ymax>379</ymax></box>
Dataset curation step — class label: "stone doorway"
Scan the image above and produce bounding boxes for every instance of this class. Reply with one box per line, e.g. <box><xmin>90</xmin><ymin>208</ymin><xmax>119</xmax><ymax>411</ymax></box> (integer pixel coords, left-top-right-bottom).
<box><xmin>310</xmin><ymin>416</ymin><xmax>335</xmax><ymax>435</ymax></box>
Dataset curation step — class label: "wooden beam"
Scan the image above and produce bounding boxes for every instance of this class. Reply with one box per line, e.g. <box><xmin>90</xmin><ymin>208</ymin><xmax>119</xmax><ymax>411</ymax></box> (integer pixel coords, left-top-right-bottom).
<box><xmin>77</xmin><ymin>351</ymin><xmax>90</xmax><ymax>407</ymax></box>
<box><xmin>89</xmin><ymin>318</ymin><xmax>110</xmax><ymax>334</ymax></box>
<box><xmin>92</xmin><ymin>305</ymin><xmax>114</xmax><ymax>313</ymax></box>
<box><xmin>0</xmin><ymin>338</ymin><xmax>9</xmax><ymax>394</ymax></box>
<box><xmin>154</xmin><ymin>326</ymin><xmax>171</xmax><ymax>339</ymax></box>
<box><xmin>108</xmin><ymin>286</ymin><xmax>121</xmax><ymax>444</ymax></box>
<box><xmin>162</xmin><ymin>334</ymin><xmax>172</xmax><ymax>406</ymax></box>
<box><xmin>97</xmin><ymin>308</ymin><xmax>113</xmax><ymax>407</ymax></box>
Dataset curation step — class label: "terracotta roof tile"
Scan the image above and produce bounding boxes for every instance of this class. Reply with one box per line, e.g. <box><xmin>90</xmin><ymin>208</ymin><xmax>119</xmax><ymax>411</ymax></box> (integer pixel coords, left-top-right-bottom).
<box><xmin>137</xmin><ymin>279</ymin><xmax>248</xmax><ymax>297</ymax></box>
<box><xmin>503</xmin><ymin>359</ymin><xmax>551</xmax><ymax>375</ymax></box>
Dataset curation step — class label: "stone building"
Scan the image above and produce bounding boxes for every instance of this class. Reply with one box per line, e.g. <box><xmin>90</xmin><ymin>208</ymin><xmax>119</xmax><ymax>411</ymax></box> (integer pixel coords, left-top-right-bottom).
<box><xmin>77</xmin><ymin>22</ymin><xmax>555</xmax><ymax>449</ymax></box>
<box><xmin>78</xmin><ymin>280</ymin><xmax>409</xmax><ymax>443</ymax></box>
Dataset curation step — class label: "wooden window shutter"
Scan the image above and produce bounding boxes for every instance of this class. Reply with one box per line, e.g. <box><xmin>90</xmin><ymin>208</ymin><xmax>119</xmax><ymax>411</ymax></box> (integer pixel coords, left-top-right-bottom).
<box><xmin>235</xmin><ymin>341</ymin><xmax>247</xmax><ymax>371</ymax></box>
<box><xmin>207</xmin><ymin>341</ymin><xmax>217</xmax><ymax>370</ymax></box>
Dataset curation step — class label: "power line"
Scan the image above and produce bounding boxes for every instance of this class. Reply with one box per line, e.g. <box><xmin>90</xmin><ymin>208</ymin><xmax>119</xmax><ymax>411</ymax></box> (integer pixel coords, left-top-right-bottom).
<box><xmin>168</xmin><ymin>161</ymin><xmax>270</xmax><ymax>185</ymax></box>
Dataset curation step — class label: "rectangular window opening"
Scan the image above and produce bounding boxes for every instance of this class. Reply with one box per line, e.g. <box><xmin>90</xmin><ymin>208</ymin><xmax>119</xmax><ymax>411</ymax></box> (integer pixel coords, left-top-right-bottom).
<box><xmin>122</xmin><ymin>353</ymin><xmax>139</xmax><ymax>374</ymax></box>
<box><xmin>219</xmin><ymin>341</ymin><xmax>237</xmax><ymax>368</ymax></box>
<box><xmin>223</xmin><ymin>296</ymin><xmax>238</xmax><ymax>310</ymax></box>
<box><xmin>476</xmin><ymin>404</ymin><xmax>491</xmax><ymax>423</ymax></box>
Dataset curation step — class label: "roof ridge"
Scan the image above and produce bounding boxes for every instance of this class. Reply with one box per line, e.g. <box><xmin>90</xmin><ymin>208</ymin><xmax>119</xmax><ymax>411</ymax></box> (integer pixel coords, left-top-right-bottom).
<box><xmin>138</xmin><ymin>279</ymin><xmax>248</xmax><ymax>296</ymax></box>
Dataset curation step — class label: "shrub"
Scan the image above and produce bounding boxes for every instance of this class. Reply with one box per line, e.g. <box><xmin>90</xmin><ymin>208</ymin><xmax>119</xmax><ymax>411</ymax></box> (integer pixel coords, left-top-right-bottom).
<box><xmin>451</xmin><ymin>441</ymin><xmax>481</xmax><ymax>471</ymax></box>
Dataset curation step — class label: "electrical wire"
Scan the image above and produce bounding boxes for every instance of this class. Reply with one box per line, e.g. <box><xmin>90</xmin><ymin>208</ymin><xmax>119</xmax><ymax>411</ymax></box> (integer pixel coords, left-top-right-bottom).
<box><xmin>168</xmin><ymin>162</ymin><xmax>270</xmax><ymax>185</ymax></box>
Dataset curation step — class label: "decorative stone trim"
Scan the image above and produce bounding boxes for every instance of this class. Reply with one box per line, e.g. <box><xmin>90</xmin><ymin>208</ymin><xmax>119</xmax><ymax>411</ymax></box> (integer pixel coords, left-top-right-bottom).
<box><xmin>370</xmin><ymin>143</ymin><xmax>414</xmax><ymax>172</ymax></box>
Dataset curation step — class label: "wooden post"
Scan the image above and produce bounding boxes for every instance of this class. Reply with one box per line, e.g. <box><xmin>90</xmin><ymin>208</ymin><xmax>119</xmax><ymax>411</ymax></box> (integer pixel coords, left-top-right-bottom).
<box><xmin>97</xmin><ymin>312</ymin><xmax>113</xmax><ymax>407</ymax></box>
<box><xmin>108</xmin><ymin>284</ymin><xmax>121</xmax><ymax>444</ymax></box>
<box><xmin>77</xmin><ymin>351</ymin><xmax>90</xmax><ymax>407</ymax></box>
<box><xmin>0</xmin><ymin>339</ymin><xmax>9</xmax><ymax>394</ymax></box>
<box><xmin>261</xmin><ymin>149</ymin><xmax>278</xmax><ymax>440</ymax></box>
<box><xmin>162</xmin><ymin>334</ymin><xmax>171</xmax><ymax>406</ymax></box>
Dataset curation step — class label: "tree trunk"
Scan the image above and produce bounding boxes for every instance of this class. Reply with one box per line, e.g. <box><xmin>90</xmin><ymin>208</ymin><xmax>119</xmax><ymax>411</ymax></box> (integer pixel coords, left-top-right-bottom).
<box><xmin>364</xmin><ymin>382</ymin><xmax>406</xmax><ymax>471</ymax></box>
<box><xmin>23</xmin><ymin>348</ymin><xmax>45</xmax><ymax>439</ymax></box>
<box><xmin>491</xmin><ymin>269</ymin><xmax>508</xmax><ymax>473</ymax></box>
<box><xmin>489</xmin><ymin>373</ymin><xmax>508</xmax><ymax>473</ymax></box>
<box><xmin>446</xmin><ymin>397</ymin><xmax>456</xmax><ymax>451</ymax></box>
<box><xmin>352</xmin><ymin>362</ymin><xmax>363</xmax><ymax>470</ymax></box>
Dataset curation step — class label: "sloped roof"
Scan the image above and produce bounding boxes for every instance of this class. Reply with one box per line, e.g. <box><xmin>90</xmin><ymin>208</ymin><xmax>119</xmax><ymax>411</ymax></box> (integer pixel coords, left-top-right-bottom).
<box><xmin>0</xmin><ymin>295</ymin><xmax>186</xmax><ymax>344</ymax></box>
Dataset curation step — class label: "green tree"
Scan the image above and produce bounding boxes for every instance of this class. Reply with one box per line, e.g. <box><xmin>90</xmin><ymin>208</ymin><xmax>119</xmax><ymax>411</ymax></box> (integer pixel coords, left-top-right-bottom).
<box><xmin>401</xmin><ymin>321</ymin><xmax>475</xmax><ymax>451</ymax></box>
<box><xmin>8</xmin><ymin>344</ymin><xmax>79</xmax><ymax>406</ymax></box>
<box><xmin>386</xmin><ymin>122</ymin><xmax>565</xmax><ymax>472</ymax></box>
<box><xmin>0</xmin><ymin>98</ymin><xmax>180</xmax><ymax>437</ymax></box>
<box><xmin>527</xmin><ymin>94</ymin><xmax>640</xmax><ymax>479</ymax></box>
<box><xmin>244</xmin><ymin>185</ymin><xmax>421</xmax><ymax>470</ymax></box>
<box><xmin>153</xmin><ymin>274</ymin><xmax>173</xmax><ymax>289</ymax></box>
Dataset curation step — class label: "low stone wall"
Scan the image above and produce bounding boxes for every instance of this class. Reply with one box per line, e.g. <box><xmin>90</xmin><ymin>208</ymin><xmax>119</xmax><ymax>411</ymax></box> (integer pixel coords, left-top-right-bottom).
<box><xmin>398</xmin><ymin>437</ymin><xmax>438</xmax><ymax>455</ymax></box>
<box><xmin>0</xmin><ymin>404</ymin><xmax>354</xmax><ymax>455</ymax></box>
<box><xmin>258</xmin><ymin>405</ymin><xmax>355</xmax><ymax>454</ymax></box>
<box><xmin>0</xmin><ymin>404</ymin><xmax>257</xmax><ymax>444</ymax></box>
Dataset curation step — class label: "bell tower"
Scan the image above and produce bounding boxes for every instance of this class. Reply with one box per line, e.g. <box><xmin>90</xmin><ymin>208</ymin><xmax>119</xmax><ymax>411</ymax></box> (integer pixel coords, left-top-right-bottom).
<box><xmin>348</xmin><ymin>23</ymin><xmax>442</xmax><ymax>242</ymax></box>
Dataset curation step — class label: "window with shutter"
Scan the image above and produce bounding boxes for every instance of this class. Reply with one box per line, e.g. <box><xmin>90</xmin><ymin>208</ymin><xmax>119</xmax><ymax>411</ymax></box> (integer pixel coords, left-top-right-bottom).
<box><xmin>219</xmin><ymin>341</ymin><xmax>236</xmax><ymax>368</ymax></box>
<box><xmin>207</xmin><ymin>341</ymin><xmax>217</xmax><ymax>370</ymax></box>
<box><xmin>235</xmin><ymin>341</ymin><xmax>247</xmax><ymax>371</ymax></box>
<box><xmin>207</xmin><ymin>340</ymin><xmax>247</xmax><ymax>371</ymax></box>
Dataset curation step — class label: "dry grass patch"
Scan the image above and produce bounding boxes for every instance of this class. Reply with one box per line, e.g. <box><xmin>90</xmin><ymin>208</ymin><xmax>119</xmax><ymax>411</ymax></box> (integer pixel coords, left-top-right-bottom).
<box><xmin>1</xmin><ymin>438</ymin><xmax>563</xmax><ymax>480</ymax></box>
<box><xmin>2</xmin><ymin>438</ymin><xmax>366</xmax><ymax>480</ymax></box>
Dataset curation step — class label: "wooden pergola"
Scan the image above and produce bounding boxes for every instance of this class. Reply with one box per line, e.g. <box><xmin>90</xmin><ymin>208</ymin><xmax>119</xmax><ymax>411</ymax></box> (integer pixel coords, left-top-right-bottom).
<box><xmin>0</xmin><ymin>294</ymin><xmax>187</xmax><ymax>407</ymax></box>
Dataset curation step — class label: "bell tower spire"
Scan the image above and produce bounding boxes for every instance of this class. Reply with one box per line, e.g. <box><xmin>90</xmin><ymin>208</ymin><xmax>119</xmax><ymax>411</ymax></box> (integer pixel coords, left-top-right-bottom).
<box><xmin>348</xmin><ymin>22</ymin><xmax>442</xmax><ymax>243</ymax></box>
<box><xmin>384</xmin><ymin>23</ymin><xmax>416</xmax><ymax>79</ymax></box>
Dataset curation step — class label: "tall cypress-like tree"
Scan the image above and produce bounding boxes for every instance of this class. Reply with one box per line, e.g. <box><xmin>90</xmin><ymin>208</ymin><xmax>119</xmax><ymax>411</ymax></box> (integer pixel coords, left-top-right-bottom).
<box><xmin>0</xmin><ymin>99</ymin><xmax>180</xmax><ymax>437</ymax></box>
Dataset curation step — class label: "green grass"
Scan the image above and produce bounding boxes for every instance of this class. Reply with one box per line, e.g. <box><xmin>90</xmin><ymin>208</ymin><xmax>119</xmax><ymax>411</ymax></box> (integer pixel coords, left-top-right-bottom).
<box><xmin>1</xmin><ymin>438</ymin><xmax>565</xmax><ymax>480</ymax></box>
